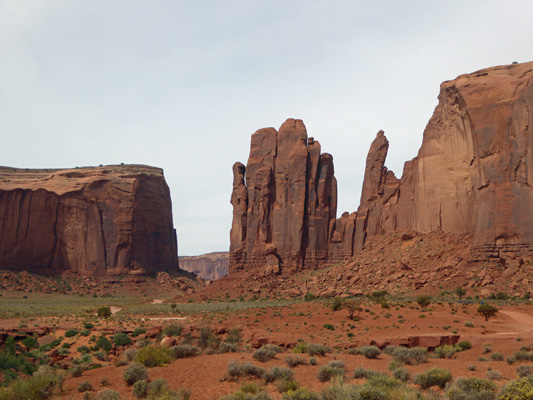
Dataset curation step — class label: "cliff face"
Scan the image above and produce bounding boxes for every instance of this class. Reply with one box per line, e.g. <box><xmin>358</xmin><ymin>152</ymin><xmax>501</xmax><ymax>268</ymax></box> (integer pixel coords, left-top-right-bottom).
<box><xmin>0</xmin><ymin>165</ymin><xmax>178</xmax><ymax>275</ymax></box>
<box><xmin>230</xmin><ymin>61</ymin><xmax>533</xmax><ymax>272</ymax></box>
<box><xmin>229</xmin><ymin>119</ymin><xmax>338</xmax><ymax>273</ymax></box>
<box><xmin>179</xmin><ymin>252</ymin><xmax>228</xmax><ymax>281</ymax></box>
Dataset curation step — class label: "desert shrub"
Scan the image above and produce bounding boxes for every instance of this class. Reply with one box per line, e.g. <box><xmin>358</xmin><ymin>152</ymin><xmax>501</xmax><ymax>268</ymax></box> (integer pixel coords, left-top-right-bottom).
<box><xmin>513</xmin><ymin>351</ymin><xmax>533</xmax><ymax>362</ymax></box>
<box><xmin>446</xmin><ymin>377</ymin><xmax>496</xmax><ymax>400</ymax></box>
<box><xmin>285</xmin><ymin>355</ymin><xmax>307</xmax><ymax>368</ymax></box>
<box><xmin>198</xmin><ymin>326</ymin><xmax>219</xmax><ymax>349</ymax></box>
<box><xmin>219</xmin><ymin>342</ymin><xmax>239</xmax><ymax>353</ymax></box>
<box><xmin>392</xmin><ymin>367</ymin><xmax>410</xmax><ymax>382</ymax></box>
<box><xmin>499</xmin><ymin>375</ymin><xmax>533</xmax><ymax>400</ymax></box>
<box><xmin>491</xmin><ymin>352</ymin><xmax>504</xmax><ymax>361</ymax></box>
<box><xmin>385</xmin><ymin>346</ymin><xmax>428</xmax><ymax>365</ymax></box>
<box><xmin>486</xmin><ymin>370</ymin><xmax>503</xmax><ymax>380</ymax></box>
<box><xmin>96</xmin><ymin>336</ymin><xmax>112</xmax><ymax>353</ymax></box>
<box><xmin>331</xmin><ymin>297</ymin><xmax>345</xmax><ymax>311</ymax></box>
<box><xmin>77</xmin><ymin>345</ymin><xmax>91</xmax><ymax>355</ymax></box>
<box><xmin>520</xmin><ymin>345</ymin><xmax>533</xmax><ymax>352</ymax></box>
<box><xmin>416</xmin><ymin>295</ymin><xmax>431</xmax><ymax>309</ymax></box>
<box><xmin>467</xmin><ymin>365</ymin><xmax>477</xmax><ymax>371</ymax></box>
<box><xmin>414</xmin><ymin>367</ymin><xmax>452</xmax><ymax>389</ymax></box>
<box><xmin>225</xmin><ymin>328</ymin><xmax>242</xmax><ymax>344</ymax></box>
<box><xmin>135</xmin><ymin>345</ymin><xmax>171</xmax><ymax>367</ymax></box>
<box><xmin>309</xmin><ymin>357</ymin><xmax>317</xmax><ymax>365</ymax></box>
<box><xmin>133</xmin><ymin>379</ymin><xmax>148</xmax><ymax>399</ymax></box>
<box><xmin>171</xmin><ymin>344</ymin><xmax>199</xmax><ymax>359</ymax></box>
<box><xmin>69</xmin><ymin>364</ymin><xmax>86</xmax><ymax>377</ymax></box>
<box><xmin>0</xmin><ymin>366</ymin><xmax>64</xmax><ymax>400</ymax></box>
<box><xmin>507</xmin><ymin>355</ymin><xmax>518</xmax><ymax>365</ymax></box>
<box><xmin>253</xmin><ymin>345</ymin><xmax>281</xmax><ymax>362</ymax></box>
<box><xmin>281</xmin><ymin>387</ymin><xmax>319</xmax><ymax>400</ymax></box>
<box><xmin>65</xmin><ymin>329</ymin><xmax>79</xmax><ymax>337</ymax></box>
<box><xmin>222</xmin><ymin>391</ymin><xmax>272</xmax><ymax>400</ymax></box>
<box><xmin>132</xmin><ymin>328</ymin><xmax>146</xmax><ymax>337</ymax></box>
<box><xmin>275</xmin><ymin>379</ymin><xmax>299</xmax><ymax>393</ymax></box>
<box><xmin>94</xmin><ymin>351</ymin><xmax>106</xmax><ymax>361</ymax></box>
<box><xmin>320</xmin><ymin>379</ymin><xmax>359</xmax><ymax>400</ymax></box>
<box><xmin>226</xmin><ymin>361</ymin><xmax>266</xmax><ymax>381</ymax></box>
<box><xmin>348</xmin><ymin>345</ymin><xmax>381</xmax><ymax>359</ymax></box>
<box><xmin>21</xmin><ymin>336</ymin><xmax>38</xmax><ymax>350</ymax></box>
<box><xmin>477</xmin><ymin>304</ymin><xmax>498</xmax><ymax>321</ymax></box>
<box><xmin>123</xmin><ymin>362</ymin><xmax>148</xmax><ymax>385</ymax></box>
<box><xmin>83</xmin><ymin>322</ymin><xmax>94</xmax><ymax>329</ymax></box>
<box><xmin>464</xmin><ymin>321</ymin><xmax>475</xmax><ymax>328</ymax></box>
<box><xmin>353</xmin><ymin>367</ymin><xmax>383</xmax><ymax>379</ymax></box>
<box><xmin>343</xmin><ymin>300</ymin><xmax>363</xmax><ymax>320</ymax></box>
<box><xmin>517</xmin><ymin>365</ymin><xmax>533</xmax><ymax>378</ymax></box>
<box><xmin>97</xmin><ymin>307</ymin><xmax>112</xmax><ymax>319</ymax></box>
<box><xmin>162</xmin><ymin>324</ymin><xmax>183</xmax><ymax>337</ymax></box>
<box><xmin>433</xmin><ymin>345</ymin><xmax>457</xmax><ymax>359</ymax></box>
<box><xmin>317</xmin><ymin>362</ymin><xmax>344</xmax><ymax>382</ymax></box>
<box><xmin>94</xmin><ymin>389</ymin><xmax>121</xmax><ymax>400</ymax></box>
<box><xmin>457</xmin><ymin>341</ymin><xmax>472</xmax><ymax>351</ymax></box>
<box><xmin>78</xmin><ymin>381</ymin><xmax>93</xmax><ymax>392</ymax></box>
<box><xmin>264</xmin><ymin>366</ymin><xmax>294</xmax><ymax>383</ymax></box>
<box><xmin>113</xmin><ymin>332</ymin><xmax>132</xmax><ymax>347</ymax></box>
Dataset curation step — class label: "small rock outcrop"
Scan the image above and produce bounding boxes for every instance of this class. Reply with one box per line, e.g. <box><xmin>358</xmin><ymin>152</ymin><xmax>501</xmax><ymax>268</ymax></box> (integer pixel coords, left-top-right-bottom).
<box><xmin>230</xmin><ymin>61</ymin><xmax>533</xmax><ymax>272</ymax></box>
<box><xmin>0</xmin><ymin>164</ymin><xmax>178</xmax><ymax>275</ymax></box>
<box><xmin>179</xmin><ymin>252</ymin><xmax>229</xmax><ymax>281</ymax></box>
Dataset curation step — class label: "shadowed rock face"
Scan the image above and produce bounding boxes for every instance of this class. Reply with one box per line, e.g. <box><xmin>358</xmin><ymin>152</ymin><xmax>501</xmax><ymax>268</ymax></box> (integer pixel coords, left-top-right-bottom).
<box><xmin>230</xmin><ymin>61</ymin><xmax>533</xmax><ymax>272</ymax></box>
<box><xmin>0</xmin><ymin>164</ymin><xmax>178</xmax><ymax>275</ymax></box>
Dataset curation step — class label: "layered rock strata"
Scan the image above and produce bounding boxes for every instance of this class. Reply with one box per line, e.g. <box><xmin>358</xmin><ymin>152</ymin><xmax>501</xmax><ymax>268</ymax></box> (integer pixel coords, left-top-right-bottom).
<box><xmin>0</xmin><ymin>164</ymin><xmax>178</xmax><ymax>275</ymax></box>
<box><xmin>179</xmin><ymin>252</ymin><xmax>229</xmax><ymax>281</ymax></box>
<box><xmin>230</xmin><ymin>61</ymin><xmax>533</xmax><ymax>272</ymax></box>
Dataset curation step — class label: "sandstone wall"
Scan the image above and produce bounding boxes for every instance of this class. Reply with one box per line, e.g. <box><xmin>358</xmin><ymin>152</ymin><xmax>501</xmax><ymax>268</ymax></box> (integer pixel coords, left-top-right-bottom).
<box><xmin>179</xmin><ymin>252</ymin><xmax>228</xmax><ymax>281</ymax></box>
<box><xmin>230</xmin><ymin>61</ymin><xmax>533</xmax><ymax>272</ymax></box>
<box><xmin>0</xmin><ymin>165</ymin><xmax>178</xmax><ymax>275</ymax></box>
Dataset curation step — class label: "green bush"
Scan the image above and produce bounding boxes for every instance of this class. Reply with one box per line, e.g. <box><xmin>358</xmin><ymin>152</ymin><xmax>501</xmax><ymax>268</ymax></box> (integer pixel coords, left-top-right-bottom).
<box><xmin>499</xmin><ymin>375</ymin><xmax>533</xmax><ymax>400</ymax></box>
<box><xmin>113</xmin><ymin>332</ymin><xmax>132</xmax><ymax>347</ymax></box>
<box><xmin>433</xmin><ymin>345</ymin><xmax>457</xmax><ymax>359</ymax></box>
<box><xmin>320</xmin><ymin>379</ymin><xmax>359</xmax><ymax>400</ymax></box>
<box><xmin>275</xmin><ymin>379</ymin><xmax>299</xmax><ymax>393</ymax></box>
<box><xmin>253</xmin><ymin>345</ymin><xmax>281</xmax><ymax>362</ymax></box>
<box><xmin>457</xmin><ymin>341</ymin><xmax>473</xmax><ymax>351</ymax></box>
<box><xmin>133</xmin><ymin>379</ymin><xmax>148</xmax><ymax>399</ymax></box>
<box><xmin>392</xmin><ymin>367</ymin><xmax>410</xmax><ymax>382</ymax></box>
<box><xmin>21</xmin><ymin>336</ymin><xmax>38</xmax><ymax>350</ymax></box>
<box><xmin>446</xmin><ymin>377</ymin><xmax>496</xmax><ymax>400</ymax></box>
<box><xmin>513</xmin><ymin>351</ymin><xmax>533</xmax><ymax>362</ymax></box>
<box><xmin>281</xmin><ymin>387</ymin><xmax>319</xmax><ymax>400</ymax></box>
<box><xmin>348</xmin><ymin>345</ymin><xmax>381</xmax><ymax>359</ymax></box>
<box><xmin>83</xmin><ymin>322</ymin><xmax>94</xmax><ymax>329</ymax></box>
<box><xmin>0</xmin><ymin>366</ymin><xmax>64</xmax><ymax>400</ymax></box>
<box><xmin>416</xmin><ymin>295</ymin><xmax>431</xmax><ymax>309</ymax></box>
<box><xmin>225</xmin><ymin>328</ymin><xmax>242</xmax><ymax>344</ymax></box>
<box><xmin>94</xmin><ymin>389</ymin><xmax>121</xmax><ymax>400</ymax></box>
<box><xmin>477</xmin><ymin>304</ymin><xmax>498</xmax><ymax>321</ymax></box>
<box><xmin>96</xmin><ymin>336</ymin><xmax>112</xmax><ymax>353</ymax></box>
<box><xmin>317</xmin><ymin>362</ymin><xmax>344</xmax><ymax>382</ymax></box>
<box><xmin>123</xmin><ymin>362</ymin><xmax>148</xmax><ymax>385</ymax></box>
<box><xmin>135</xmin><ymin>345</ymin><xmax>171</xmax><ymax>367</ymax></box>
<box><xmin>162</xmin><ymin>324</ymin><xmax>183</xmax><ymax>337</ymax></box>
<box><xmin>331</xmin><ymin>298</ymin><xmax>345</xmax><ymax>312</ymax></box>
<box><xmin>353</xmin><ymin>367</ymin><xmax>383</xmax><ymax>379</ymax></box>
<box><xmin>78</xmin><ymin>381</ymin><xmax>93</xmax><ymax>392</ymax></box>
<box><xmin>414</xmin><ymin>367</ymin><xmax>452</xmax><ymax>389</ymax></box>
<box><xmin>385</xmin><ymin>346</ymin><xmax>428</xmax><ymax>365</ymax></box>
<box><xmin>264</xmin><ymin>366</ymin><xmax>294</xmax><ymax>383</ymax></box>
<box><xmin>132</xmin><ymin>328</ymin><xmax>146</xmax><ymax>337</ymax></box>
<box><xmin>97</xmin><ymin>307</ymin><xmax>112</xmax><ymax>319</ymax></box>
<box><xmin>171</xmin><ymin>344</ymin><xmax>199</xmax><ymax>359</ymax></box>
<box><xmin>65</xmin><ymin>329</ymin><xmax>79</xmax><ymax>338</ymax></box>
<box><xmin>285</xmin><ymin>355</ymin><xmax>307</xmax><ymax>367</ymax></box>
<box><xmin>292</xmin><ymin>342</ymin><xmax>330</xmax><ymax>356</ymax></box>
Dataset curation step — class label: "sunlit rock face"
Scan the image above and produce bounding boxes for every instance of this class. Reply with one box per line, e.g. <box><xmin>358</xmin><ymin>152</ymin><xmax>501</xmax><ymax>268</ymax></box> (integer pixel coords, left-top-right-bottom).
<box><xmin>229</xmin><ymin>61</ymin><xmax>533</xmax><ymax>271</ymax></box>
<box><xmin>0</xmin><ymin>164</ymin><xmax>178</xmax><ymax>275</ymax></box>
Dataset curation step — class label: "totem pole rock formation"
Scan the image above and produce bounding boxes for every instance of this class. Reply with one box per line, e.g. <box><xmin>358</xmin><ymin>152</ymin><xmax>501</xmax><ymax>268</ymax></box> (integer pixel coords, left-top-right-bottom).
<box><xmin>230</xmin><ymin>61</ymin><xmax>533</xmax><ymax>273</ymax></box>
<box><xmin>0</xmin><ymin>164</ymin><xmax>178</xmax><ymax>275</ymax></box>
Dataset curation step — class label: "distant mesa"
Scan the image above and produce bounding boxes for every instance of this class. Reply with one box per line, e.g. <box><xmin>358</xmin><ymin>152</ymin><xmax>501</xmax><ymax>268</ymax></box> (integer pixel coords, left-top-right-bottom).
<box><xmin>179</xmin><ymin>252</ymin><xmax>229</xmax><ymax>281</ymax></box>
<box><xmin>0</xmin><ymin>164</ymin><xmax>178</xmax><ymax>276</ymax></box>
<box><xmin>230</xmin><ymin>61</ymin><xmax>533</xmax><ymax>273</ymax></box>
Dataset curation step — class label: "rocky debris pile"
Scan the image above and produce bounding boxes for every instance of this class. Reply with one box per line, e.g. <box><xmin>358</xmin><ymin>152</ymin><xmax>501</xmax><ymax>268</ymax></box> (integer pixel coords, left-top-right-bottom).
<box><xmin>207</xmin><ymin>232</ymin><xmax>533</xmax><ymax>299</ymax></box>
<box><xmin>0</xmin><ymin>164</ymin><xmax>178</xmax><ymax>276</ymax></box>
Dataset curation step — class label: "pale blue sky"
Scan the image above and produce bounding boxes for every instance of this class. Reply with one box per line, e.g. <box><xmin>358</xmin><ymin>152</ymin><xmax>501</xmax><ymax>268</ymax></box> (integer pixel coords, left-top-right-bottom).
<box><xmin>1</xmin><ymin>1</ymin><xmax>532</xmax><ymax>255</ymax></box>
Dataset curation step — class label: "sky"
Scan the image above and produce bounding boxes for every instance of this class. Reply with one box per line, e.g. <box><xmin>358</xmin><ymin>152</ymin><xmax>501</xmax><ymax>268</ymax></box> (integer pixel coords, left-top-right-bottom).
<box><xmin>1</xmin><ymin>1</ymin><xmax>532</xmax><ymax>256</ymax></box>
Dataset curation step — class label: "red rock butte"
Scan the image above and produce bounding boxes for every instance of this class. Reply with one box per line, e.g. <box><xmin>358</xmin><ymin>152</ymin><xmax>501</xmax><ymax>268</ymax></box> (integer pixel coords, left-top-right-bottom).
<box><xmin>0</xmin><ymin>164</ymin><xmax>178</xmax><ymax>275</ymax></box>
<box><xmin>230</xmin><ymin>61</ymin><xmax>533</xmax><ymax>273</ymax></box>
